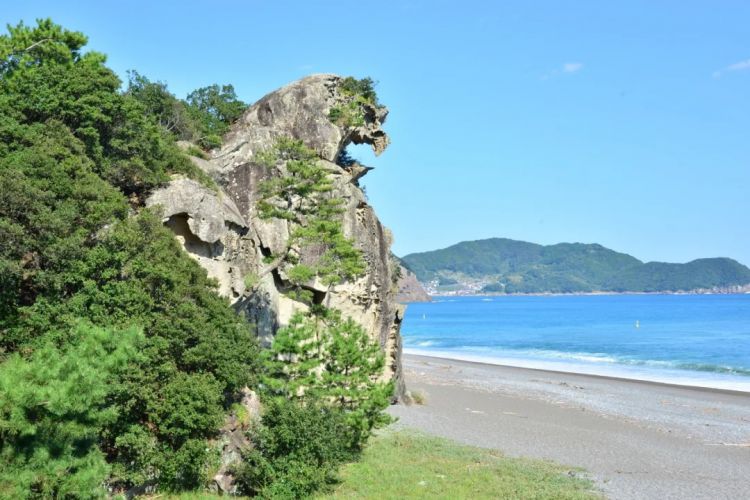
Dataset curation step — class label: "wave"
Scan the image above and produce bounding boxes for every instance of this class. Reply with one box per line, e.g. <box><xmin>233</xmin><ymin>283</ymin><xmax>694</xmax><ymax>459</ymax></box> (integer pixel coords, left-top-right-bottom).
<box><xmin>622</xmin><ymin>359</ymin><xmax>750</xmax><ymax>377</ymax></box>
<box><xmin>415</xmin><ymin>340</ymin><xmax>436</xmax><ymax>347</ymax></box>
<box><xmin>412</xmin><ymin>345</ymin><xmax>750</xmax><ymax>377</ymax></box>
<box><xmin>404</xmin><ymin>339</ymin><xmax>440</xmax><ymax>348</ymax></box>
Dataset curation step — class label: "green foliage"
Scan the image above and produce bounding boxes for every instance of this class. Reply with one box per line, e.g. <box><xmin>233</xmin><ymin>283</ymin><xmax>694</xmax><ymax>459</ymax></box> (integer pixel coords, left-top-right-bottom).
<box><xmin>328</xmin><ymin>101</ymin><xmax>366</xmax><ymax>128</ymax></box>
<box><xmin>234</xmin><ymin>398</ymin><xmax>354</xmax><ymax>499</ymax></box>
<box><xmin>186</xmin><ymin>144</ymin><xmax>209</xmax><ymax>159</ymax></box>
<box><xmin>151</xmin><ymin>373</ymin><xmax>225</xmax><ymax>444</ymax></box>
<box><xmin>403</xmin><ymin>237</ymin><xmax>750</xmax><ymax>293</ymax></box>
<box><xmin>4</xmin><ymin>209</ymin><xmax>261</xmax><ymax>490</ymax></box>
<box><xmin>243</xmin><ymin>271</ymin><xmax>261</xmax><ymax>290</ymax></box>
<box><xmin>338</xmin><ymin>76</ymin><xmax>379</xmax><ymax>105</ymax></box>
<box><xmin>125</xmin><ymin>70</ymin><xmax>199</xmax><ymax>141</ymax></box>
<box><xmin>254</xmin><ymin>135</ymin><xmax>388</xmax><ymax>486</ymax></box>
<box><xmin>185</xmin><ymin>84</ymin><xmax>246</xmax><ymax>149</ymax></box>
<box><xmin>328</xmin><ymin>77</ymin><xmax>380</xmax><ymax>128</ymax></box>
<box><xmin>0</xmin><ymin>119</ymin><xmax>128</xmax><ymax>346</ymax></box>
<box><xmin>261</xmin><ymin>313</ymin><xmax>324</xmax><ymax>401</ymax></box>
<box><xmin>605</xmin><ymin>258</ymin><xmax>750</xmax><ymax>292</ymax></box>
<box><xmin>0</xmin><ymin>323</ymin><xmax>142</xmax><ymax>499</ymax></box>
<box><xmin>230</xmin><ymin>403</ymin><xmax>252</xmax><ymax>429</ymax></box>
<box><xmin>0</xmin><ymin>19</ymin><xmax>260</xmax><ymax>493</ymax></box>
<box><xmin>261</xmin><ymin>311</ymin><xmax>392</xmax><ymax>448</ymax></box>
<box><xmin>256</xmin><ymin>137</ymin><xmax>365</xmax><ymax>298</ymax></box>
<box><xmin>0</xmin><ymin>18</ymin><xmax>88</xmax><ymax>73</ymax></box>
<box><xmin>258</xmin><ymin>138</ymin><xmax>366</xmax><ymax>301</ymax></box>
<box><xmin>322</xmin><ymin>317</ymin><xmax>393</xmax><ymax>445</ymax></box>
<box><xmin>126</xmin><ymin>71</ymin><xmax>247</xmax><ymax>151</ymax></box>
<box><xmin>0</xmin><ymin>20</ymin><xmax>206</xmax><ymax>195</ymax></box>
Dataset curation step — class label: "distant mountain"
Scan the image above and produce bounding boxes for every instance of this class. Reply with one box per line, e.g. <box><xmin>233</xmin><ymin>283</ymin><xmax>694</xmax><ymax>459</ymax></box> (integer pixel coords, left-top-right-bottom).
<box><xmin>401</xmin><ymin>238</ymin><xmax>750</xmax><ymax>294</ymax></box>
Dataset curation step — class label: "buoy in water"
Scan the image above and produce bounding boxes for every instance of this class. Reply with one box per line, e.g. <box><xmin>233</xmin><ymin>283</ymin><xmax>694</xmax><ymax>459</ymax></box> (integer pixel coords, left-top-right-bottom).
<box><xmin>635</xmin><ymin>320</ymin><xmax>640</xmax><ymax>329</ymax></box>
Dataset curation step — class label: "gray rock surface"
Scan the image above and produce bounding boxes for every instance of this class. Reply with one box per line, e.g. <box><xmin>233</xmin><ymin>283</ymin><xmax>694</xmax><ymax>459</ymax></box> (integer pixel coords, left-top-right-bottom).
<box><xmin>396</xmin><ymin>264</ymin><xmax>432</xmax><ymax>303</ymax></box>
<box><xmin>211</xmin><ymin>388</ymin><xmax>260</xmax><ymax>494</ymax></box>
<box><xmin>148</xmin><ymin>75</ymin><xmax>404</xmax><ymax>397</ymax></box>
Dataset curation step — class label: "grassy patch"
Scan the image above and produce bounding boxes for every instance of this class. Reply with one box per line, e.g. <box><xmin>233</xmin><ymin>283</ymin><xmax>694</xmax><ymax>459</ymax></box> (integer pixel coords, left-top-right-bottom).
<box><xmin>150</xmin><ymin>494</ymin><xmax>227</xmax><ymax>500</ymax></box>
<box><xmin>146</xmin><ymin>431</ymin><xmax>599</xmax><ymax>499</ymax></box>
<box><xmin>321</xmin><ymin>430</ymin><xmax>600</xmax><ymax>499</ymax></box>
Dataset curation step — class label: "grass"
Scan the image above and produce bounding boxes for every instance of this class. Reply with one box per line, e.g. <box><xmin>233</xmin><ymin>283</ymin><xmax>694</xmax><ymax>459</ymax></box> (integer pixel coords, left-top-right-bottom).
<box><xmin>146</xmin><ymin>430</ymin><xmax>600</xmax><ymax>499</ymax></box>
<box><xmin>320</xmin><ymin>430</ymin><xmax>600</xmax><ymax>499</ymax></box>
<box><xmin>409</xmin><ymin>389</ymin><xmax>427</xmax><ymax>405</ymax></box>
<box><xmin>186</xmin><ymin>144</ymin><xmax>209</xmax><ymax>160</ymax></box>
<box><xmin>150</xmin><ymin>494</ymin><xmax>225</xmax><ymax>500</ymax></box>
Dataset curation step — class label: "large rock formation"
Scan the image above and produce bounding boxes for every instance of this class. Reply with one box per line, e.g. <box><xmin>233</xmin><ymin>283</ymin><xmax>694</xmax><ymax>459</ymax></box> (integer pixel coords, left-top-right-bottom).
<box><xmin>396</xmin><ymin>263</ymin><xmax>432</xmax><ymax>303</ymax></box>
<box><xmin>146</xmin><ymin>74</ymin><xmax>404</xmax><ymax>398</ymax></box>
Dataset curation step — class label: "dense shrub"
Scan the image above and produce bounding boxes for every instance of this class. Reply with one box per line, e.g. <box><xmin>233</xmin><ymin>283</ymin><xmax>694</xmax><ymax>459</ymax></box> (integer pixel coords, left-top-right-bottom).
<box><xmin>0</xmin><ymin>19</ymin><xmax>208</xmax><ymax>194</ymax></box>
<box><xmin>0</xmin><ymin>19</ymin><xmax>259</xmax><ymax>492</ymax></box>
<box><xmin>234</xmin><ymin>398</ymin><xmax>354</xmax><ymax>498</ymax></box>
<box><xmin>185</xmin><ymin>84</ymin><xmax>246</xmax><ymax>149</ymax></box>
<box><xmin>328</xmin><ymin>76</ymin><xmax>381</xmax><ymax>127</ymax></box>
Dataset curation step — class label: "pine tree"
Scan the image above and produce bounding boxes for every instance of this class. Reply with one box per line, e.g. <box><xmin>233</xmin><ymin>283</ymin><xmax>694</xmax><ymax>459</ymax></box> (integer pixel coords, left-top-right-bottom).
<box><xmin>255</xmin><ymin>137</ymin><xmax>365</xmax><ymax>299</ymax></box>
<box><xmin>0</xmin><ymin>323</ymin><xmax>142</xmax><ymax>499</ymax></box>
<box><xmin>260</xmin><ymin>311</ymin><xmax>392</xmax><ymax>448</ymax></box>
<box><xmin>321</xmin><ymin>317</ymin><xmax>393</xmax><ymax>446</ymax></box>
<box><xmin>261</xmin><ymin>312</ymin><xmax>323</xmax><ymax>401</ymax></box>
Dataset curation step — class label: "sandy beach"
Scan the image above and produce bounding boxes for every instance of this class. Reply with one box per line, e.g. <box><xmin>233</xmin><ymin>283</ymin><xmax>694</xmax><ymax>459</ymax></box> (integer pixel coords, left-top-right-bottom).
<box><xmin>388</xmin><ymin>354</ymin><xmax>750</xmax><ymax>499</ymax></box>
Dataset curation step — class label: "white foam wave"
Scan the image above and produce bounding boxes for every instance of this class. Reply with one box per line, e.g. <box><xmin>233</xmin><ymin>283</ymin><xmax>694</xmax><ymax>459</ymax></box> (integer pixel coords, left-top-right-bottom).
<box><xmin>403</xmin><ymin>347</ymin><xmax>750</xmax><ymax>392</ymax></box>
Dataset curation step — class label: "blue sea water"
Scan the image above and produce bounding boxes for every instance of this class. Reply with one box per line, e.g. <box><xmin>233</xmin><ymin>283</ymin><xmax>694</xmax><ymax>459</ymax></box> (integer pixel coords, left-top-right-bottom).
<box><xmin>401</xmin><ymin>294</ymin><xmax>750</xmax><ymax>391</ymax></box>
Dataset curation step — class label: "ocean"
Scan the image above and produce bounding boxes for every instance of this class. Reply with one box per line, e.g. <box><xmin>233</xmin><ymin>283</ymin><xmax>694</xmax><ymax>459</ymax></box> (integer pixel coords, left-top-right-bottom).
<box><xmin>401</xmin><ymin>294</ymin><xmax>750</xmax><ymax>392</ymax></box>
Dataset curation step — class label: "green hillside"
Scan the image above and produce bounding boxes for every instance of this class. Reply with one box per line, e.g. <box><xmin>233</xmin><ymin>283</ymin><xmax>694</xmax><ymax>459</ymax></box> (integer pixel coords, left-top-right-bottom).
<box><xmin>401</xmin><ymin>238</ymin><xmax>750</xmax><ymax>293</ymax></box>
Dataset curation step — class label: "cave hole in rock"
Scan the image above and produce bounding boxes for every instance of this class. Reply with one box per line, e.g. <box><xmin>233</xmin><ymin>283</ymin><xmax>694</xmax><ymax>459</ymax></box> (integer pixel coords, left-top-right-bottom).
<box><xmin>165</xmin><ymin>213</ymin><xmax>216</xmax><ymax>259</ymax></box>
<box><xmin>310</xmin><ymin>288</ymin><xmax>327</xmax><ymax>306</ymax></box>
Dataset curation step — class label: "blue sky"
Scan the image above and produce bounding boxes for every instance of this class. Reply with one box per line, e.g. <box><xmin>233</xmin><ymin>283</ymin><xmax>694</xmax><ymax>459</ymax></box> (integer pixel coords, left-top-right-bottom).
<box><xmin>4</xmin><ymin>1</ymin><xmax>749</xmax><ymax>264</ymax></box>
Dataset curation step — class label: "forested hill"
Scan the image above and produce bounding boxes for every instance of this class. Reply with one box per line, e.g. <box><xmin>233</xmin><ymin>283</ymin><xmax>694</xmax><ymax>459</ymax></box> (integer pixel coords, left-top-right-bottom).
<box><xmin>401</xmin><ymin>238</ymin><xmax>750</xmax><ymax>293</ymax></box>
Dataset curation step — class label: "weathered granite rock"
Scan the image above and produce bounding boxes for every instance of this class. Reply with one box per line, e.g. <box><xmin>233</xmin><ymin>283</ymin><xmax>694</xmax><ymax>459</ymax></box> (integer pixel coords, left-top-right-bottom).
<box><xmin>145</xmin><ymin>178</ymin><xmax>254</xmax><ymax>299</ymax></box>
<box><xmin>211</xmin><ymin>388</ymin><xmax>260</xmax><ymax>494</ymax></box>
<box><xmin>149</xmin><ymin>75</ymin><xmax>404</xmax><ymax>398</ymax></box>
<box><xmin>146</xmin><ymin>177</ymin><xmax>245</xmax><ymax>243</ymax></box>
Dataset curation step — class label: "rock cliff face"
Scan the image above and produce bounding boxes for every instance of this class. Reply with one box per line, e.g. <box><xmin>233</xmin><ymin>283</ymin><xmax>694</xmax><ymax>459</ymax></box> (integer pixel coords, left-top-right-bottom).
<box><xmin>396</xmin><ymin>264</ymin><xmax>432</xmax><ymax>303</ymax></box>
<box><xmin>146</xmin><ymin>74</ymin><xmax>404</xmax><ymax>398</ymax></box>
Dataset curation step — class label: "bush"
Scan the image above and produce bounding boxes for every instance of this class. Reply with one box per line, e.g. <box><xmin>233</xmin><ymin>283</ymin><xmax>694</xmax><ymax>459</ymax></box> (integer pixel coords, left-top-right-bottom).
<box><xmin>234</xmin><ymin>398</ymin><xmax>354</xmax><ymax>498</ymax></box>
<box><xmin>126</xmin><ymin>71</ymin><xmax>247</xmax><ymax>153</ymax></box>
<box><xmin>328</xmin><ymin>76</ymin><xmax>381</xmax><ymax>127</ymax></box>
<box><xmin>158</xmin><ymin>439</ymin><xmax>219</xmax><ymax>492</ymax></box>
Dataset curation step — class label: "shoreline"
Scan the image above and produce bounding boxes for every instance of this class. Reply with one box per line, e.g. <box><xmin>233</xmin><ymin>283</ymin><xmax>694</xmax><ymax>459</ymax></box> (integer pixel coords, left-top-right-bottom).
<box><xmin>403</xmin><ymin>349</ymin><xmax>750</xmax><ymax>394</ymax></box>
<box><xmin>425</xmin><ymin>291</ymin><xmax>750</xmax><ymax>298</ymax></box>
<box><xmin>390</xmin><ymin>354</ymin><xmax>750</xmax><ymax>499</ymax></box>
